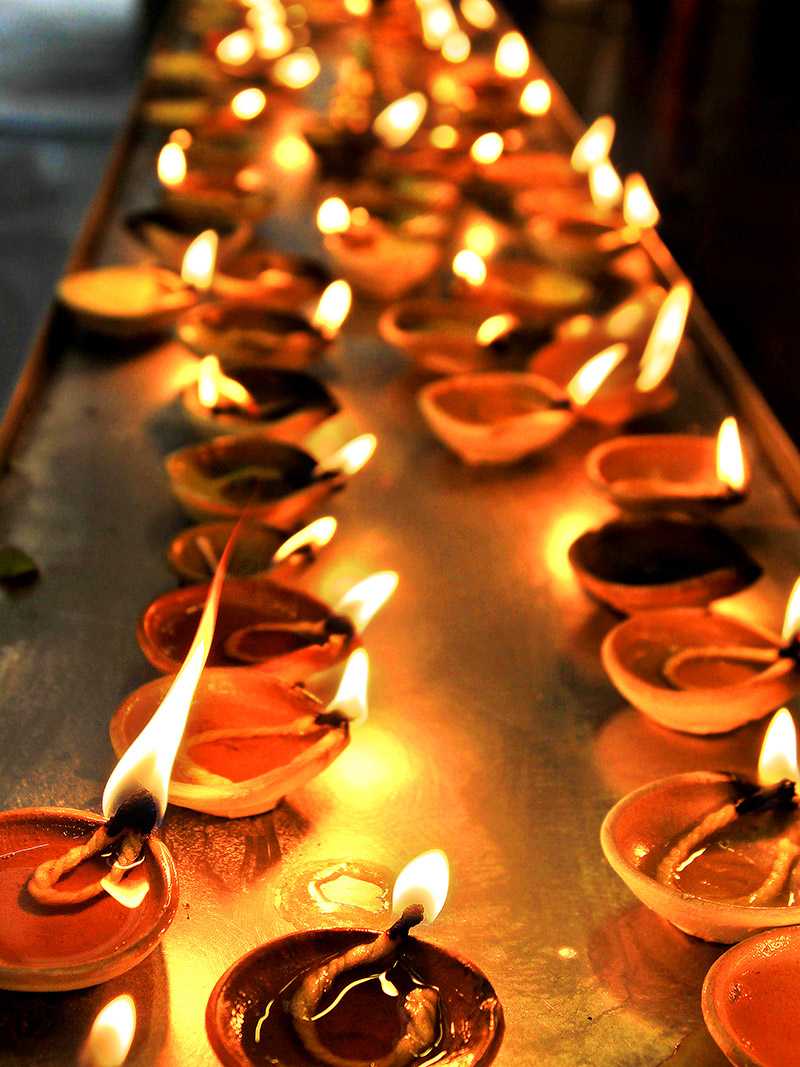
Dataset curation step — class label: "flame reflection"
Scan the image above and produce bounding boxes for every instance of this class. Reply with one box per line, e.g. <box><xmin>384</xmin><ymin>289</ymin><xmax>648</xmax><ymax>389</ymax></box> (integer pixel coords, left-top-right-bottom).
<box><xmin>82</xmin><ymin>995</ymin><xmax>136</xmax><ymax>1067</ymax></box>
<box><xmin>332</xmin><ymin>649</ymin><xmax>369</xmax><ymax>725</ymax></box>
<box><xmin>335</xmin><ymin>571</ymin><xmax>398</xmax><ymax>632</ymax></box>
<box><xmin>782</xmin><ymin>577</ymin><xmax>800</xmax><ymax>644</ymax></box>
<box><xmin>273</xmin><ymin>516</ymin><xmax>337</xmax><ymax>562</ymax></box>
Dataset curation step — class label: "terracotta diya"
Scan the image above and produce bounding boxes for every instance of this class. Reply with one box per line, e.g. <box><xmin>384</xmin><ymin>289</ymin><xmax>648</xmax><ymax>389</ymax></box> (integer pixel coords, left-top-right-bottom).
<box><xmin>206</xmin><ymin>851</ymin><xmax>503</xmax><ymax>1067</ymax></box>
<box><xmin>124</xmin><ymin>203</ymin><xmax>252</xmax><ymax>273</ymax></box>
<box><xmin>56</xmin><ymin>265</ymin><xmax>196</xmax><ymax>339</ymax></box>
<box><xmin>601</xmin><ymin>710</ymin><xmax>800</xmax><ymax>943</ymax></box>
<box><xmin>158</xmin><ymin>141</ymin><xmax>275</xmax><ymax>220</ymax></box>
<box><xmin>211</xmin><ymin>250</ymin><xmax>333</xmax><ymax>305</ymax></box>
<box><xmin>568</xmin><ymin>515</ymin><xmax>761</xmax><ymax>614</ymax></box>
<box><xmin>525</xmin><ymin>207</ymin><xmax>638</xmax><ymax>277</ymax></box>
<box><xmin>455</xmin><ymin>252</ymin><xmax>595</xmax><ymax>323</ymax></box>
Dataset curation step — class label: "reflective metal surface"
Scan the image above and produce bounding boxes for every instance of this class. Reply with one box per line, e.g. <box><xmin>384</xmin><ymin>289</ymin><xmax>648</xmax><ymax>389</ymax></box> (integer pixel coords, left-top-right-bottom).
<box><xmin>2</xmin><ymin>6</ymin><xmax>800</xmax><ymax>1067</ymax></box>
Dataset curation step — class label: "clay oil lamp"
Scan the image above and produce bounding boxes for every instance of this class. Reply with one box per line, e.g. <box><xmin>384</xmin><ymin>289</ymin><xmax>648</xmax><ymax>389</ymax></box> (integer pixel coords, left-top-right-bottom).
<box><xmin>206</xmin><ymin>850</ymin><xmax>503</xmax><ymax>1067</ymax></box>
<box><xmin>601</xmin><ymin>708</ymin><xmax>800</xmax><ymax>943</ymax></box>
<box><xmin>602</xmin><ymin>578</ymin><xmax>800</xmax><ymax>735</ymax></box>
<box><xmin>124</xmin><ymin>200</ymin><xmax>252</xmax><ymax>274</ymax></box>
<box><xmin>165</xmin><ymin>431</ymin><xmax>375</xmax><ymax>527</ymax></box>
<box><xmin>177</xmin><ymin>279</ymin><xmax>352</xmax><ymax>370</ymax></box>
<box><xmin>417</xmin><ymin>343</ymin><xmax>625</xmax><ymax>464</ymax></box>
<box><xmin>587</xmin><ymin>417</ymin><xmax>750</xmax><ymax>514</ymax></box>
<box><xmin>158</xmin><ymin>140</ymin><xmax>275</xmax><ymax>221</ymax></box>
<box><xmin>80</xmin><ymin>994</ymin><xmax>136</xmax><ymax>1067</ymax></box>
<box><xmin>211</xmin><ymin>249</ymin><xmax>332</xmax><ymax>305</ymax></box>
<box><xmin>137</xmin><ymin>566</ymin><xmax>397</xmax><ymax>681</ymax></box>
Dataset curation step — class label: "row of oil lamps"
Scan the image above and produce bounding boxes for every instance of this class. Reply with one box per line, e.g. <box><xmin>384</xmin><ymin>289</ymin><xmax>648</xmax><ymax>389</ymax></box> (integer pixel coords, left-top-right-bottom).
<box><xmin>3</xmin><ymin>0</ymin><xmax>798</xmax><ymax>1063</ymax></box>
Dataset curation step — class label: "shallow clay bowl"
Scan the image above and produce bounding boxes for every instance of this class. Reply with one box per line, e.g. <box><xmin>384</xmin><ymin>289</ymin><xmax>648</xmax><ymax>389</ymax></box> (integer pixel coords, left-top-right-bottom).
<box><xmin>0</xmin><ymin>807</ymin><xmax>178</xmax><ymax>992</ymax></box>
<box><xmin>138</xmin><ymin>575</ymin><xmax>357</xmax><ymax>680</ymax></box>
<box><xmin>124</xmin><ymin>204</ymin><xmax>252</xmax><ymax>272</ymax></box>
<box><xmin>166</xmin><ymin>519</ymin><xmax>289</xmax><ymax>582</ymax></box>
<box><xmin>419</xmin><ymin>371</ymin><xmax>575</xmax><ymax>465</ymax></box>
<box><xmin>164</xmin><ymin>170</ymin><xmax>276</xmax><ymax>220</ymax></box>
<box><xmin>602</xmin><ymin>608</ymin><xmax>800</xmax><ymax>734</ymax></box>
<box><xmin>587</xmin><ymin>435</ymin><xmax>748</xmax><ymax>512</ymax></box>
<box><xmin>206</xmin><ymin>929</ymin><xmax>504</xmax><ymax>1067</ymax></box>
<box><xmin>211</xmin><ymin>250</ymin><xmax>332</xmax><ymax>305</ymax></box>
<box><xmin>568</xmin><ymin>516</ymin><xmax>761</xmax><ymax>614</ymax></box>
<box><xmin>182</xmin><ymin>366</ymin><xmax>339</xmax><ymax>443</ymax></box>
<box><xmin>57</xmin><ymin>266</ymin><xmax>196</xmax><ymax>338</ymax></box>
<box><xmin>110</xmin><ymin>668</ymin><xmax>349</xmax><ymax>818</ymax></box>
<box><xmin>702</xmin><ymin>926</ymin><xmax>800</xmax><ymax>1067</ymax></box>
<box><xmin>165</xmin><ymin>435</ymin><xmax>344</xmax><ymax>527</ymax></box>
<box><xmin>600</xmin><ymin>771</ymin><xmax>800</xmax><ymax>943</ymax></box>
<box><xmin>324</xmin><ymin>223</ymin><xmax>443</xmax><ymax>301</ymax></box>
<box><xmin>468</xmin><ymin>260</ymin><xmax>595</xmax><ymax>322</ymax></box>
<box><xmin>525</xmin><ymin>208</ymin><xmax>637</xmax><ymax>277</ymax></box>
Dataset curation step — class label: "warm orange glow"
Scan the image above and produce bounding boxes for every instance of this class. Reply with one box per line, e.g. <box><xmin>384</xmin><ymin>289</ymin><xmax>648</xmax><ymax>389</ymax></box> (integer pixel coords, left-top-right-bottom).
<box><xmin>476</xmin><ymin>312</ymin><xmax>518</xmax><ymax>345</ymax></box>
<box><xmin>452</xmin><ymin>249</ymin><xmax>487</xmax><ymax>286</ymax></box>
<box><xmin>317</xmin><ymin>197</ymin><xmax>351</xmax><ymax>234</ymax></box>
<box><xmin>520</xmin><ymin>78</ymin><xmax>551</xmax><ymax>116</ymax></box>
<box><xmin>344</xmin><ymin>0</ymin><xmax>372</xmax><ymax>14</ymax></box>
<box><xmin>196</xmin><ymin>356</ymin><xmax>257</xmax><ymax>413</ymax></box>
<box><xmin>420</xmin><ymin>1</ymin><xmax>458</xmax><ymax>49</ymax></box>
<box><xmin>716</xmin><ymin>417</ymin><xmax>747</xmax><ymax>491</ymax></box>
<box><xmin>157</xmin><ymin>142</ymin><xmax>186</xmax><ymax>187</ymax></box>
<box><xmin>758</xmin><ymin>709</ymin><xmax>799</xmax><ymax>785</ymax></box>
<box><xmin>565</xmin><ymin>343</ymin><xmax>627</xmax><ymax>407</ymax></box>
<box><xmin>430</xmin><ymin>73</ymin><xmax>458</xmax><ymax>105</ymax></box>
<box><xmin>623</xmin><ymin>173</ymin><xmax>660</xmax><ymax>228</ymax></box>
<box><xmin>257</xmin><ymin>23</ymin><xmax>293</xmax><ymax>59</ymax></box>
<box><xmin>82</xmin><ymin>996</ymin><xmax>136</xmax><ymax>1067</ymax></box>
<box><xmin>392</xmin><ymin>850</ymin><xmax>449</xmax><ymax>921</ymax></box>
<box><xmin>571</xmin><ymin>115</ymin><xmax>615</xmax><ymax>173</ymax></box>
<box><xmin>311</xmin><ymin>279</ymin><xmax>352</xmax><ymax>338</ymax></box>
<box><xmin>335</xmin><ymin>570</ymin><xmax>398</xmax><ymax>632</ymax></box>
<box><xmin>273</xmin><ymin>133</ymin><xmax>312</xmax><ymax>169</ymax></box>
<box><xmin>782</xmin><ymin>577</ymin><xmax>800</xmax><ymax>644</ymax></box>
<box><xmin>216</xmin><ymin>29</ymin><xmax>256</xmax><ymax>66</ymax></box>
<box><xmin>635</xmin><ymin>281</ymin><xmax>692</xmax><ymax>392</ymax></box>
<box><xmin>331</xmin><ymin>649</ymin><xmax>369</xmax><ymax>725</ymax></box>
<box><xmin>169</xmin><ymin>128</ymin><xmax>192</xmax><ymax>149</ymax></box>
<box><xmin>430</xmin><ymin>124</ymin><xmax>458</xmax><ymax>150</ymax></box>
<box><xmin>588</xmin><ymin>161</ymin><xmax>623</xmax><ymax>210</ymax></box>
<box><xmin>442</xmin><ymin>30</ymin><xmax>470</xmax><ymax>62</ymax></box>
<box><xmin>317</xmin><ymin>433</ymin><xmax>378</xmax><ymax>478</ymax></box>
<box><xmin>463</xmin><ymin>222</ymin><xmax>497</xmax><ymax>257</ymax></box>
<box><xmin>273</xmin><ymin>49</ymin><xmax>320</xmax><ymax>88</ymax></box>
<box><xmin>494</xmin><ymin>31</ymin><xmax>530</xmax><ymax>78</ymax></box>
<box><xmin>372</xmin><ymin>93</ymin><xmax>428</xmax><ymax>149</ymax></box>
<box><xmin>180</xmin><ymin>230</ymin><xmax>218</xmax><ymax>291</ymax></box>
<box><xmin>459</xmin><ymin>0</ymin><xmax>496</xmax><ymax>29</ymax></box>
<box><xmin>273</xmin><ymin>516</ymin><xmax>337</xmax><ymax>562</ymax></box>
<box><xmin>471</xmin><ymin>131</ymin><xmax>504</xmax><ymax>164</ymax></box>
<box><xmin>231</xmin><ymin>87</ymin><xmax>267</xmax><ymax>120</ymax></box>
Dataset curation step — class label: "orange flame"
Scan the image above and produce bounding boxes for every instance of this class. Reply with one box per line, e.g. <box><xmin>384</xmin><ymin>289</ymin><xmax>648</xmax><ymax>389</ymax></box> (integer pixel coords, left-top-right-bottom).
<box><xmin>392</xmin><ymin>850</ymin><xmax>449</xmax><ymax>921</ymax></box>
<box><xmin>588</xmin><ymin>161</ymin><xmax>623</xmax><ymax>211</ymax></box>
<box><xmin>316</xmin><ymin>433</ymin><xmax>377</xmax><ymax>478</ymax></box>
<box><xmin>181</xmin><ymin>230</ymin><xmax>218</xmax><ymax>291</ymax></box>
<box><xmin>459</xmin><ymin>0</ymin><xmax>496</xmax><ymax>29</ymax></box>
<box><xmin>311</xmin><ymin>280</ymin><xmax>352</xmax><ymax>338</ymax></box>
<box><xmin>571</xmin><ymin>115</ymin><xmax>615</xmax><ymax>173</ymax></box>
<box><xmin>317</xmin><ymin>197</ymin><xmax>351</xmax><ymax>235</ymax></box>
<box><xmin>335</xmin><ymin>571</ymin><xmax>398</xmax><ymax>632</ymax></box>
<box><xmin>520</xmin><ymin>78</ymin><xmax>551</xmax><ymax>116</ymax></box>
<box><xmin>782</xmin><ymin>577</ymin><xmax>800</xmax><ymax>645</ymax></box>
<box><xmin>332</xmin><ymin>648</ymin><xmax>369</xmax><ymax>725</ymax></box>
<box><xmin>494</xmin><ymin>31</ymin><xmax>530</xmax><ymax>78</ymax></box>
<box><xmin>565</xmin><ymin>343</ymin><xmax>627</xmax><ymax>407</ymax></box>
<box><xmin>373</xmin><ymin>93</ymin><xmax>428</xmax><ymax>149</ymax></box>
<box><xmin>476</xmin><ymin>313</ymin><xmax>518</xmax><ymax>345</ymax></box>
<box><xmin>442</xmin><ymin>30</ymin><xmax>470</xmax><ymax>63</ymax></box>
<box><xmin>623</xmin><ymin>173</ymin><xmax>659</xmax><ymax>228</ymax></box>
<box><xmin>216</xmin><ymin>29</ymin><xmax>256</xmax><ymax>66</ymax></box>
<box><xmin>635</xmin><ymin>280</ymin><xmax>692</xmax><ymax>392</ymax></box>
<box><xmin>453</xmin><ymin>249</ymin><xmax>486</xmax><ymax>286</ymax></box>
<box><xmin>471</xmin><ymin>131</ymin><xmax>504</xmax><ymax>164</ymax></box>
<box><xmin>81</xmin><ymin>995</ymin><xmax>136</xmax><ymax>1067</ymax></box>
<box><xmin>273</xmin><ymin>49</ymin><xmax>320</xmax><ymax>88</ymax></box>
<box><xmin>758</xmin><ymin>709</ymin><xmax>799</xmax><ymax>785</ymax></box>
<box><xmin>272</xmin><ymin>516</ymin><xmax>337</xmax><ymax>563</ymax></box>
<box><xmin>716</xmin><ymin>416</ymin><xmax>747</xmax><ymax>491</ymax></box>
<box><xmin>231</xmin><ymin>87</ymin><xmax>267</xmax><ymax>121</ymax></box>
<box><xmin>196</xmin><ymin>356</ymin><xmax>258</xmax><ymax>413</ymax></box>
<box><xmin>157</xmin><ymin>142</ymin><xmax>186</xmax><ymax>187</ymax></box>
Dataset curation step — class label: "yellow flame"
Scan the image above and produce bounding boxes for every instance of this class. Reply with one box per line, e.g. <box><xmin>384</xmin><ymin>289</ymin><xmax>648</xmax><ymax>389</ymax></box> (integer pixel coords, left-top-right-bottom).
<box><xmin>317</xmin><ymin>433</ymin><xmax>377</xmax><ymax>478</ymax></box>
<box><xmin>231</xmin><ymin>87</ymin><xmax>267</xmax><ymax>120</ymax></box>
<box><xmin>565</xmin><ymin>343</ymin><xmax>627</xmax><ymax>407</ymax></box>
<box><xmin>453</xmin><ymin>249</ymin><xmax>486</xmax><ymax>286</ymax></box>
<box><xmin>317</xmin><ymin>197</ymin><xmax>351</xmax><ymax>234</ymax></box>
<box><xmin>157</xmin><ymin>142</ymin><xmax>186</xmax><ymax>187</ymax></box>
<box><xmin>430</xmin><ymin>124</ymin><xmax>458</xmax><ymax>150</ymax></box>
<box><xmin>716</xmin><ymin>416</ymin><xmax>747</xmax><ymax>491</ymax></box>
<box><xmin>335</xmin><ymin>570</ymin><xmax>398</xmax><ymax>632</ymax></box>
<box><xmin>83</xmin><ymin>996</ymin><xmax>136</xmax><ymax>1067</ymax></box>
<box><xmin>419</xmin><ymin>1</ymin><xmax>458</xmax><ymax>48</ymax></box>
<box><xmin>588</xmin><ymin>161</ymin><xmax>623</xmax><ymax>210</ymax></box>
<box><xmin>311</xmin><ymin>280</ymin><xmax>352</xmax><ymax>338</ymax></box>
<box><xmin>758</xmin><ymin>709</ymin><xmax>799</xmax><ymax>785</ymax></box>
<box><xmin>273</xmin><ymin>49</ymin><xmax>320</xmax><ymax>88</ymax></box>
<box><xmin>463</xmin><ymin>222</ymin><xmax>497</xmax><ymax>257</ymax></box>
<box><xmin>476</xmin><ymin>313</ymin><xmax>518</xmax><ymax>345</ymax></box>
<box><xmin>273</xmin><ymin>133</ymin><xmax>312</xmax><ymax>169</ymax></box>
<box><xmin>392</xmin><ymin>850</ymin><xmax>449</xmax><ymax>921</ymax></box>
<box><xmin>471</xmin><ymin>131</ymin><xmax>504</xmax><ymax>164</ymax></box>
<box><xmin>216</xmin><ymin>29</ymin><xmax>256</xmax><ymax>66</ymax></box>
<box><xmin>372</xmin><ymin>93</ymin><xmax>428</xmax><ymax>149</ymax></box>
<box><xmin>459</xmin><ymin>0</ymin><xmax>496</xmax><ymax>29</ymax></box>
<box><xmin>430</xmin><ymin>74</ymin><xmax>458</xmax><ymax>106</ymax></box>
<box><xmin>520</xmin><ymin>78</ymin><xmax>551</xmax><ymax>116</ymax></box>
<box><xmin>344</xmin><ymin>0</ymin><xmax>372</xmax><ymax>14</ymax></box>
<box><xmin>196</xmin><ymin>356</ymin><xmax>256</xmax><ymax>412</ymax></box>
<box><xmin>571</xmin><ymin>115</ymin><xmax>615</xmax><ymax>173</ymax></box>
<box><xmin>169</xmin><ymin>128</ymin><xmax>192</xmax><ymax>149</ymax></box>
<box><xmin>273</xmin><ymin>516</ymin><xmax>337</xmax><ymax>562</ymax></box>
<box><xmin>782</xmin><ymin>577</ymin><xmax>800</xmax><ymax>644</ymax></box>
<box><xmin>623</xmin><ymin>173</ymin><xmax>659</xmax><ymax>228</ymax></box>
<box><xmin>494</xmin><ymin>31</ymin><xmax>530</xmax><ymax>78</ymax></box>
<box><xmin>180</xmin><ymin>230</ymin><xmax>218</xmax><ymax>291</ymax></box>
<box><xmin>332</xmin><ymin>648</ymin><xmax>369</xmax><ymax>725</ymax></box>
<box><xmin>235</xmin><ymin>166</ymin><xmax>265</xmax><ymax>192</ymax></box>
<box><xmin>257</xmin><ymin>23</ymin><xmax>293</xmax><ymax>59</ymax></box>
<box><xmin>635</xmin><ymin>280</ymin><xmax>692</xmax><ymax>392</ymax></box>
<box><xmin>442</xmin><ymin>30</ymin><xmax>470</xmax><ymax>63</ymax></box>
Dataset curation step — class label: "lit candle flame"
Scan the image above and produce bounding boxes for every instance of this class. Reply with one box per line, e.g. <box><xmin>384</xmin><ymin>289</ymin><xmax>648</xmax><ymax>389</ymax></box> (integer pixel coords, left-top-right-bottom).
<box><xmin>716</xmin><ymin>416</ymin><xmax>747</xmax><ymax>491</ymax></box>
<box><xmin>419</xmin><ymin>0</ymin><xmax>459</xmax><ymax>49</ymax></box>
<box><xmin>441</xmin><ymin>30</ymin><xmax>470</xmax><ymax>63</ymax></box>
<box><xmin>311</xmin><ymin>280</ymin><xmax>352</xmax><ymax>339</ymax></box>
<box><xmin>157</xmin><ymin>142</ymin><xmax>186</xmax><ymax>187</ymax></box>
<box><xmin>565</xmin><ymin>343</ymin><xmax>628</xmax><ymax>407</ymax></box>
<box><xmin>181</xmin><ymin>230</ymin><xmax>218</xmax><ymax>291</ymax></box>
<box><xmin>316</xmin><ymin>433</ymin><xmax>377</xmax><ymax>478</ymax></box>
<box><xmin>231</xmin><ymin>87</ymin><xmax>267</xmax><ymax>120</ymax></box>
<box><xmin>571</xmin><ymin>115</ymin><xmax>615</xmax><ymax>173</ymax></box>
<box><xmin>335</xmin><ymin>571</ymin><xmax>398</xmax><ymax>633</ymax></box>
<box><xmin>81</xmin><ymin>996</ymin><xmax>136</xmax><ymax>1067</ymax></box>
<box><xmin>216</xmin><ymin>29</ymin><xmax>256</xmax><ymax>66</ymax></box>
<box><xmin>196</xmin><ymin>356</ymin><xmax>257</xmax><ymax>412</ymax></box>
<box><xmin>452</xmin><ymin>249</ymin><xmax>486</xmax><ymax>286</ymax></box>
<box><xmin>758</xmin><ymin>709</ymin><xmax>799</xmax><ymax>785</ymax></box>
<box><xmin>782</xmin><ymin>577</ymin><xmax>800</xmax><ymax>644</ymax></box>
<box><xmin>476</xmin><ymin>313</ymin><xmax>518</xmax><ymax>345</ymax></box>
<box><xmin>272</xmin><ymin>516</ymin><xmax>337</xmax><ymax>563</ymax></box>
<box><xmin>317</xmin><ymin>197</ymin><xmax>351</xmax><ymax>234</ymax></box>
<box><xmin>520</xmin><ymin>78</ymin><xmax>551</xmax><ymax>116</ymax></box>
<box><xmin>635</xmin><ymin>280</ymin><xmax>692</xmax><ymax>392</ymax></box>
<box><xmin>273</xmin><ymin>48</ymin><xmax>320</xmax><ymax>88</ymax></box>
<box><xmin>470</xmin><ymin>131</ymin><xmax>504</xmax><ymax>164</ymax></box>
<box><xmin>332</xmin><ymin>648</ymin><xmax>369</xmax><ymax>725</ymax></box>
<box><xmin>392</xmin><ymin>850</ymin><xmax>449</xmax><ymax>921</ymax></box>
<box><xmin>459</xmin><ymin>0</ymin><xmax>496</xmax><ymax>29</ymax></box>
<box><xmin>494</xmin><ymin>31</ymin><xmax>530</xmax><ymax>78</ymax></box>
<box><xmin>623</xmin><ymin>173</ymin><xmax>659</xmax><ymax>228</ymax></box>
<box><xmin>588</xmin><ymin>161</ymin><xmax>623</xmax><ymax>211</ymax></box>
<box><xmin>373</xmin><ymin>93</ymin><xmax>428</xmax><ymax>149</ymax></box>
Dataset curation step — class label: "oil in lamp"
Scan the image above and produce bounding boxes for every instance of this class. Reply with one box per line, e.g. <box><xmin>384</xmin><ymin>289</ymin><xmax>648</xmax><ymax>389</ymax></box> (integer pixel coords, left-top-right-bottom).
<box><xmin>601</xmin><ymin>709</ymin><xmax>800</xmax><ymax>943</ymax></box>
<box><xmin>205</xmin><ymin>851</ymin><xmax>503</xmax><ymax>1066</ymax></box>
<box><xmin>601</xmin><ymin>578</ymin><xmax>800</xmax><ymax>734</ymax></box>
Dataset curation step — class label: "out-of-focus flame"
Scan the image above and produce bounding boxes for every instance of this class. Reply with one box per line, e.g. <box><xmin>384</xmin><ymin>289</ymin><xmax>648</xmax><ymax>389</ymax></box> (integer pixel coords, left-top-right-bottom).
<box><xmin>157</xmin><ymin>142</ymin><xmax>186</xmax><ymax>187</ymax></box>
<box><xmin>419</xmin><ymin>0</ymin><xmax>458</xmax><ymax>49</ymax></box>
<box><xmin>442</xmin><ymin>30</ymin><xmax>470</xmax><ymax>63</ymax></box>
<box><xmin>273</xmin><ymin>516</ymin><xmax>337</xmax><ymax>563</ymax></box>
<box><xmin>169</xmin><ymin>128</ymin><xmax>192</xmax><ymax>149</ymax></box>
<box><xmin>335</xmin><ymin>570</ymin><xmax>398</xmax><ymax>632</ymax></box>
<box><xmin>571</xmin><ymin>115</ymin><xmax>615</xmax><ymax>173</ymax></box>
<box><xmin>311</xmin><ymin>279</ymin><xmax>352</xmax><ymax>338</ymax></box>
<box><xmin>635</xmin><ymin>280</ymin><xmax>692</xmax><ymax>392</ymax></box>
<box><xmin>257</xmin><ymin>22</ymin><xmax>293</xmax><ymax>59</ymax></box>
<box><xmin>459</xmin><ymin>0</ymin><xmax>496</xmax><ymax>28</ymax></box>
<box><xmin>623</xmin><ymin>173</ymin><xmax>659</xmax><ymax>228</ymax></box>
<box><xmin>81</xmin><ymin>995</ymin><xmax>136</xmax><ymax>1067</ymax></box>
<box><xmin>392</xmin><ymin>850</ymin><xmax>449</xmax><ymax>921</ymax></box>
<box><xmin>196</xmin><ymin>356</ymin><xmax>258</xmax><ymax>413</ymax></box>
<box><xmin>588</xmin><ymin>161</ymin><xmax>623</xmax><ymax>211</ymax></box>
<box><xmin>317</xmin><ymin>197</ymin><xmax>351</xmax><ymax>234</ymax></box>
<box><xmin>476</xmin><ymin>313</ymin><xmax>518</xmax><ymax>345</ymax></box>
<box><xmin>273</xmin><ymin>48</ymin><xmax>320</xmax><ymax>88</ymax></box>
<box><xmin>344</xmin><ymin>0</ymin><xmax>372</xmax><ymax>15</ymax></box>
<box><xmin>464</xmin><ymin>222</ymin><xmax>497</xmax><ymax>257</ymax></box>
<box><xmin>494</xmin><ymin>31</ymin><xmax>529</xmax><ymax>78</ymax></box>
<box><xmin>317</xmin><ymin>433</ymin><xmax>377</xmax><ymax>478</ymax></box>
<box><xmin>452</xmin><ymin>249</ymin><xmax>486</xmax><ymax>286</ymax></box>
<box><xmin>231</xmin><ymin>87</ymin><xmax>267</xmax><ymax>120</ymax></box>
<box><xmin>235</xmin><ymin>166</ymin><xmax>266</xmax><ymax>192</ymax></box>
<box><xmin>758</xmin><ymin>709</ymin><xmax>799</xmax><ymax>785</ymax></box>
<box><xmin>332</xmin><ymin>649</ymin><xmax>369</xmax><ymax>725</ymax></box>
<box><xmin>520</xmin><ymin>78</ymin><xmax>551</xmax><ymax>116</ymax></box>
<box><xmin>273</xmin><ymin>133</ymin><xmax>313</xmax><ymax>169</ymax></box>
<box><xmin>216</xmin><ymin>29</ymin><xmax>256</xmax><ymax>66</ymax></box>
<box><xmin>430</xmin><ymin>73</ymin><xmax>458</xmax><ymax>105</ymax></box>
<box><xmin>430</xmin><ymin>124</ymin><xmax>458</xmax><ymax>150</ymax></box>
<box><xmin>181</xmin><ymin>229</ymin><xmax>218</xmax><ymax>291</ymax></box>
<box><xmin>565</xmin><ymin>343</ymin><xmax>627</xmax><ymax>407</ymax></box>
<box><xmin>716</xmin><ymin>416</ymin><xmax>747</xmax><ymax>491</ymax></box>
<box><xmin>471</xmin><ymin>131</ymin><xmax>504</xmax><ymax>164</ymax></box>
<box><xmin>781</xmin><ymin>577</ymin><xmax>800</xmax><ymax>644</ymax></box>
<box><xmin>373</xmin><ymin>93</ymin><xmax>428</xmax><ymax>149</ymax></box>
